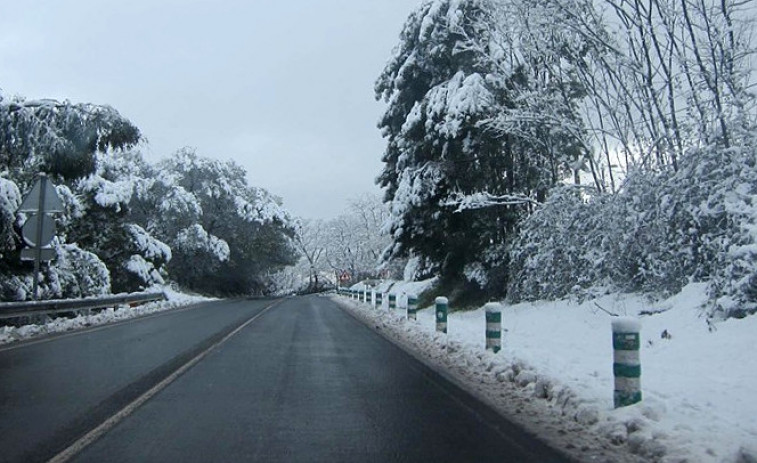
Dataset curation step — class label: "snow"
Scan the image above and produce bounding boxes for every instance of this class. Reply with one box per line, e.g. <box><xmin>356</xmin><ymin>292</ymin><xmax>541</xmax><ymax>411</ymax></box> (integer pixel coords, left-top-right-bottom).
<box><xmin>0</xmin><ymin>176</ymin><xmax>21</xmax><ymax>215</ymax></box>
<box><xmin>124</xmin><ymin>255</ymin><xmax>164</xmax><ymax>285</ymax></box>
<box><xmin>334</xmin><ymin>281</ymin><xmax>757</xmax><ymax>463</ymax></box>
<box><xmin>78</xmin><ymin>175</ymin><xmax>135</xmax><ymax>212</ymax></box>
<box><xmin>126</xmin><ymin>224</ymin><xmax>172</xmax><ymax>262</ymax></box>
<box><xmin>174</xmin><ymin>224</ymin><xmax>230</xmax><ymax>262</ymax></box>
<box><xmin>612</xmin><ymin>317</ymin><xmax>641</xmax><ymax>333</ymax></box>
<box><xmin>0</xmin><ymin>286</ymin><xmax>212</xmax><ymax>346</ymax></box>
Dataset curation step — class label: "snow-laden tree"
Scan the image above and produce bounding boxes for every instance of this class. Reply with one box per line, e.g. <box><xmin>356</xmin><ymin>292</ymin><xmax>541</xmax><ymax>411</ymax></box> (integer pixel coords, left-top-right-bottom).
<box><xmin>520</xmin><ymin>0</ymin><xmax>757</xmax><ymax>184</ymax></box>
<box><xmin>292</xmin><ymin>218</ymin><xmax>328</xmax><ymax>292</ymax></box>
<box><xmin>505</xmin><ymin>0</ymin><xmax>757</xmax><ymax>318</ymax></box>
<box><xmin>280</xmin><ymin>194</ymin><xmax>395</xmax><ymax>294</ymax></box>
<box><xmin>156</xmin><ymin>148</ymin><xmax>297</xmax><ymax>295</ymax></box>
<box><xmin>67</xmin><ymin>153</ymin><xmax>172</xmax><ymax>293</ymax></box>
<box><xmin>0</xmin><ymin>94</ymin><xmax>141</xmax><ymax>185</ymax></box>
<box><xmin>0</xmin><ymin>92</ymin><xmax>143</xmax><ymax>300</ymax></box>
<box><xmin>324</xmin><ymin>194</ymin><xmax>395</xmax><ymax>282</ymax></box>
<box><xmin>376</xmin><ymin>0</ymin><xmax>585</xmax><ymax>297</ymax></box>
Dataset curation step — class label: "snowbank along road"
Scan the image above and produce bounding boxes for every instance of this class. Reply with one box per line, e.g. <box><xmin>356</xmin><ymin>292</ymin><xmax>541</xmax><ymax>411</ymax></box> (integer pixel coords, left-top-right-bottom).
<box><xmin>0</xmin><ymin>295</ymin><xmax>571</xmax><ymax>462</ymax></box>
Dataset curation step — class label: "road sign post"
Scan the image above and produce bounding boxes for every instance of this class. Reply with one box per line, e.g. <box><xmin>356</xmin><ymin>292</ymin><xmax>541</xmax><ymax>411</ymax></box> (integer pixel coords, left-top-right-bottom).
<box><xmin>18</xmin><ymin>174</ymin><xmax>64</xmax><ymax>300</ymax></box>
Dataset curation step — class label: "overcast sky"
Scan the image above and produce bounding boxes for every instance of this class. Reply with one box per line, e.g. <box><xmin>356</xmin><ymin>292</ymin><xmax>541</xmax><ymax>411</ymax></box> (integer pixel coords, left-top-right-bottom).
<box><xmin>0</xmin><ymin>0</ymin><xmax>419</xmax><ymax>219</ymax></box>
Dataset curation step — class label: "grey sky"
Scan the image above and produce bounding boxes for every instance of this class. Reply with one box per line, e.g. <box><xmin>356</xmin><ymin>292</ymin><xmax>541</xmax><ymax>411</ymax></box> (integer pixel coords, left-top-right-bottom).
<box><xmin>0</xmin><ymin>0</ymin><xmax>419</xmax><ymax>218</ymax></box>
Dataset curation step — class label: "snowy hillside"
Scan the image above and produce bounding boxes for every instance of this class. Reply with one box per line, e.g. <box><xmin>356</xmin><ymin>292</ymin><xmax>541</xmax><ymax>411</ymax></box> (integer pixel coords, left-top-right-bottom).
<box><xmin>335</xmin><ymin>282</ymin><xmax>757</xmax><ymax>463</ymax></box>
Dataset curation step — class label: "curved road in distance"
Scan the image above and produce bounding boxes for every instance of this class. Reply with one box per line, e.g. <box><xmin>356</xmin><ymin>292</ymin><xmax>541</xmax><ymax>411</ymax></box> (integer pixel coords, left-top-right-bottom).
<box><xmin>0</xmin><ymin>295</ymin><xmax>572</xmax><ymax>463</ymax></box>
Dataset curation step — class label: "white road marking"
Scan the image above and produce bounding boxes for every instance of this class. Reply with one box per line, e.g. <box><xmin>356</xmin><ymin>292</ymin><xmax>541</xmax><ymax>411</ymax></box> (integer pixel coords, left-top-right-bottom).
<box><xmin>46</xmin><ymin>299</ymin><xmax>282</xmax><ymax>463</ymax></box>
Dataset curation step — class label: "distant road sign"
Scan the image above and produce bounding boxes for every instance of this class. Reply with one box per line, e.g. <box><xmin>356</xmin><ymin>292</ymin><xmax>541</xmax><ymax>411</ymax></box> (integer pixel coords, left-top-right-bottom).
<box><xmin>20</xmin><ymin>247</ymin><xmax>56</xmax><ymax>262</ymax></box>
<box><xmin>18</xmin><ymin>175</ymin><xmax>64</xmax><ymax>213</ymax></box>
<box><xmin>21</xmin><ymin>213</ymin><xmax>56</xmax><ymax>247</ymax></box>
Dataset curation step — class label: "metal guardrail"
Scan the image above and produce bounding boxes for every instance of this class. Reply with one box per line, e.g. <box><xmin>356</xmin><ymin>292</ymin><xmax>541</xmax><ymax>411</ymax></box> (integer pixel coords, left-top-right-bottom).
<box><xmin>0</xmin><ymin>292</ymin><xmax>167</xmax><ymax>320</ymax></box>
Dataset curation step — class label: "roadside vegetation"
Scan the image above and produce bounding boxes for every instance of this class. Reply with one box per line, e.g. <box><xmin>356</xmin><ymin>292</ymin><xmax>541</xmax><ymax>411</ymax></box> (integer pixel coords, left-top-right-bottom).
<box><xmin>0</xmin><ymin>98</ymin><xmax>297</xmax><ymax>301</ymax></box>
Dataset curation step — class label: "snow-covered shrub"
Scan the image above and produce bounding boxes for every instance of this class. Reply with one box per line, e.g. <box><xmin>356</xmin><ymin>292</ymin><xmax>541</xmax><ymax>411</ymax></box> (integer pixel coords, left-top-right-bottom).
<box><xmin>509</xmin><ymin>141</ymin><xmax>757</xmax><ymax>318</ymax></box>
<box><xmin>676</xmin><ymin>143</ymin><xmax>757</xmax><ymax>317</ymax></box>
<box><xmin>120</xmin><ymin>224</ymin><xmax>171</xmax><ymax>290</ymax></box>
<box><xmin>508</xmin><ymin>186</ymin><xmax>610</xmax><ymax>301</ymax></box>
<box><xmin>0</xmin><ymin>275</ymin><xmax>32</xmax><ymax>301</ymax></box>
<box><xmin>53</xmin><ymin>242</ymin><xmax>111</xmax><ymax>298</ymax></box>
<box><xmin>0</xmin><ymin>176</ymin><xmax>21</xmax><ymax>255</ymax></box>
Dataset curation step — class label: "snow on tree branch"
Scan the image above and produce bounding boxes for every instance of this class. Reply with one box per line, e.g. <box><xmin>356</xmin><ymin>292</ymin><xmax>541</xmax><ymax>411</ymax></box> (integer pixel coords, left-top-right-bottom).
<box><xmin>443</xmin><ymin>191</ymin><xmax>539</xmax><ymax>212</ymax></box>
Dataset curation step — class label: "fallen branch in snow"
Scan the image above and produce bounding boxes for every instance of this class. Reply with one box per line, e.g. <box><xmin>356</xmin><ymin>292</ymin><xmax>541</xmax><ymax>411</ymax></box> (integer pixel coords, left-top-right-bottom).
<box><xmin>593</xmin><ymin>301</ymin><xmax>619</xmax><ymax>317</ymax></box>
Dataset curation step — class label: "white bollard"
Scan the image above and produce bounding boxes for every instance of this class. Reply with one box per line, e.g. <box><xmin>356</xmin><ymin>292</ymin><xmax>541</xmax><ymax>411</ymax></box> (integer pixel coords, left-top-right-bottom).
<box><xmin>484</xmin><ymin>302</ymin><xmax>501</xmax><ymax>353</ymax></box>
<box><xmin>612</xmin><ymin>317</ymin><xmax>642</xmax><ymax>408</ymax></box>
<box><xmin>435</xmin><ymin>297</ymin><xmax>448</xmax><ymax>333</ymax></box>
<box><xmin>407</xmin><ymin>294</ymin><xmax>418</xmax><ymax>320</ymax></box>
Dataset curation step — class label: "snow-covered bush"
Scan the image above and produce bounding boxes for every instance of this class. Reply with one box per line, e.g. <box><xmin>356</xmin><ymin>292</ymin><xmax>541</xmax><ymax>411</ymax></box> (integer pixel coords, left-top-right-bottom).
<box><xmin>0</xmin><ymin>176</ymin><xmax>21</xmax><ymax>255</ymax></box>
<box><xmin>509</xmin><ymin>141</ymin><xmax>757</xmax><ymax>318</ymax></box>
<box><xmin>53</xmin><ymin>243</ymin><xmax>111</xmax><ymax>298</ymax></box>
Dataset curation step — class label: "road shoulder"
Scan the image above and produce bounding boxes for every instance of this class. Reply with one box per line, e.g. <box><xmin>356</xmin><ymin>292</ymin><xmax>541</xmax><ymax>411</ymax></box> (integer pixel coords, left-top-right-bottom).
<box><xmin>330</xmin><ymin>295</ymin><xmax>646</xmax><ymax>463</ymax></box>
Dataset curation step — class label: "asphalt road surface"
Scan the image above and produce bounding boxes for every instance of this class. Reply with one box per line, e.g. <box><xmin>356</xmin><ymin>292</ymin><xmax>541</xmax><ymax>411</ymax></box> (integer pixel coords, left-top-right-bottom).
<box><xmin>0</xmin><ymin>295</ymin><xmax>571</xmax><ymax>463</ymax></box>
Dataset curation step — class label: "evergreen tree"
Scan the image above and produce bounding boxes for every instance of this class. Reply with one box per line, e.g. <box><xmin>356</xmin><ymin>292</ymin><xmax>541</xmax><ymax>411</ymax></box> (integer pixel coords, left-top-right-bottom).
<box><xmin>376</xmin><ymin>0</ymin><xmax>585</xmax><ymax>298</ymax></box>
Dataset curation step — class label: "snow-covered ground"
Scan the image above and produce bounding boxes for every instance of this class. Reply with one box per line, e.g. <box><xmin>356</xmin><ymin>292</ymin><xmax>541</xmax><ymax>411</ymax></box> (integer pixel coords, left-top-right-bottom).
<box><xmin>335</xmin><ymin>281</ymin><xmax>757</xmax><ymax>463</ymax></box>
<box><xmin>0</xmin><ymin>286</ymin><xmax>212</xmax><ymax>346</ymax></box>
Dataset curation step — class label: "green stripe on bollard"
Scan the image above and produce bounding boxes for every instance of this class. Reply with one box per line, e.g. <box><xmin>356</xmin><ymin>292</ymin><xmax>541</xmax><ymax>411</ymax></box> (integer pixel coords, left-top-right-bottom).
<box><xmin>614</xmin><ymin>390</ymin><xmax>642</xmax><ymax>408</ymax></box>
<box><xmin>611</xmin><ymin>317</ymin><xmax>642</xmax><ymax>409</ymax></box>
<box><xmin>485</xmin><ymin>330</ymin><xmax>501</xmax><ymax>338</ymax></box>
<box><xmin>407</xmin><ymin>295</ymin><xmax>418</xmax><ymax>320</ymax></box>
<box><xmin>485</xmin><ymin>312</ymin><xmax>501</xmax><ymax>323</ymax></box>
<box><xmin>613</xmin><ymin>363</ymin><xmax>641</xmax><ymax>378</ymax></box>
<box><xmin>613</xmin><ymin>332</ymin><xmax>640</xmax><ymax>350</ymax></box>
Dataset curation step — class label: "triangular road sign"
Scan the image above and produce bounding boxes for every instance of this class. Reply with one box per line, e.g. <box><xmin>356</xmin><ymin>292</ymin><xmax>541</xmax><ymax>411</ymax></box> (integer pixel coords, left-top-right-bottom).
<box><xmin>18</xmin><ymin>175</ymin><xmax>64</xmax><ymax>213</ymax></box>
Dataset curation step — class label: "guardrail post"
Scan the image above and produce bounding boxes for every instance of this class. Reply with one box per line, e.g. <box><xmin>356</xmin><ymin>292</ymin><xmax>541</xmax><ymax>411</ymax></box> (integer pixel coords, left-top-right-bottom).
<box><xmin>484</xmin><ymin>302</ymin><xmax>501</xmax><ymax>353</ymax></box>
<box><xmin>612</xmin><ymin>317</ymin><xmax>642</xmax><ymax>408</ymax></box>
<box><xmin>388</xmin><ymin>293</ymin><xmax>396</xmax><ymax>310</ymax></box>
<box><xmin>375</xmin><ymin>292</ymin><xmax>383</xmax><ymax>309</ymax></box>
<box><xmin>407</xmin><ymin>294</ymin><xmax>418</xmax><ymax>320</ymax></box>
<box><xmin>365</xmin><ymin>288</ymin><xmax>372</xmax><ymax>305</ymax></box>
<box><xmin>435</xmin><ymin>297</ymin><xmax>448</xmax><ymax>333</ymax></box>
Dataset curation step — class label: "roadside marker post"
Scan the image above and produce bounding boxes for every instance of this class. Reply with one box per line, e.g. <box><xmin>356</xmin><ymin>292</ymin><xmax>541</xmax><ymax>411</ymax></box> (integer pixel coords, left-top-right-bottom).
<box><xmin>484</xmin><ymin>303</ymin><xmax>502</xmax><ymax>353</ymax></box>
<box><xmin>407</xmin><ymin>294</ymin><xmax>418</xmax><ymax>320</ymax></box>
<box><xmin>365</xmin><ymin>288</ymin><xmax>372</xmax><ymax>306</ymax></box>
<box><xmin>612</xmin><ymin>317</ymin><xmax>642</xmax><ymax>408</ymax></box>
<box><xmin>435</xmin><ymin>297</ymin><xmax>448</xmax><ymax>333</ymax></box>
<box><xmin>388</xmin><ymin>293</ymin><xmax>396</xmax><ymax>310</ymax></box>
<box><xmin>375</xmin><ymin>292</ymin><xmax>383</xmax><ymax>309</ymax></box>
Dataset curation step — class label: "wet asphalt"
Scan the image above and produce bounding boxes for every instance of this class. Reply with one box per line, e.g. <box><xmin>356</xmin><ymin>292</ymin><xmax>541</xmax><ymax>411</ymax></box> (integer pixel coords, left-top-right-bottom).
<box><xmin>0</xmin><ymin>295</ymin><xmax>570</xmax><ymax>463</ymax></box>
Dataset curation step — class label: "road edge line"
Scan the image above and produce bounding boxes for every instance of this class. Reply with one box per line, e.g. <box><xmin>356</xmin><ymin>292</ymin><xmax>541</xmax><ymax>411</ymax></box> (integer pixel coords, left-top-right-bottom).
<box><xmin>46</xmin><ymin>299</ymin><xmax>283</xmax><ymax>463</ymax></box>
<box><xmin>329</xmin><ymin>295</ymin><xmax>581</xmax><ymax>463</ymax></box>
